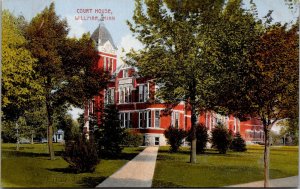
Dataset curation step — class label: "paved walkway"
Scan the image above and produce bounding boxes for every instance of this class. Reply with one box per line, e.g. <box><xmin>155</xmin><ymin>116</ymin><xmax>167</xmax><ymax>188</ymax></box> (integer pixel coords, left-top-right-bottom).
<box><xmin>97</xmin><ymin>146</ymin><xmax>159</xmax><ymax>187</ymax></box>
<box><xmin>227</xmin><ymin>176</ymin><xmax>298</xmax><ymax>187</ymax></box>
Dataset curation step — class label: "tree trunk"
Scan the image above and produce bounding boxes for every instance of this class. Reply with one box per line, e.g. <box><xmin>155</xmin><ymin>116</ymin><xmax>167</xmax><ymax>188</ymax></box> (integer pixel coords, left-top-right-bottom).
<box><xmin>190</xmin><ymin>89</ymin><xmax>197</xmax><ymax>163</ymax></box>
<box><xmin>46</xmin><ymin>99</ymin><xmax>55</xmax><ymax>160</ymax></box>
<box><xmin>31</xmin><ymin>132</ymin><xmax>34</xmax><ymax>144</ymax></box>
<box><xmin>190</xmin><ymin>106</ymin><xmax>197</xmax><ymax>163</ymax></box>
<box><xmin>263</xmin><ymin>121</ymin><xmax>270</xmax><ymax>187</ymax></box>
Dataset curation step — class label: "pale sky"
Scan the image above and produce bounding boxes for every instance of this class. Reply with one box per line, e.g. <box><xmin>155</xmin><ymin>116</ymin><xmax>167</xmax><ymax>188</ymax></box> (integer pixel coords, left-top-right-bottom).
<box><xmin>3</xmin><ymin>0</ymin><xmax>298</xmax><ymax>119</ymax></box>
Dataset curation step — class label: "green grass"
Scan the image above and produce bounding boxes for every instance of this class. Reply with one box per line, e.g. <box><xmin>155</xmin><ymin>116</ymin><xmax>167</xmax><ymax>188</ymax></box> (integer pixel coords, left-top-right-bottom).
<box><xmin>1</xmin><ymin>143</ymin><xmax>144</xmax><ymax>187</ymax></box>
<box><xmin>152</xmin><ymin>145</ymin><xmax>298</xmax><ymax>187</ymax></box>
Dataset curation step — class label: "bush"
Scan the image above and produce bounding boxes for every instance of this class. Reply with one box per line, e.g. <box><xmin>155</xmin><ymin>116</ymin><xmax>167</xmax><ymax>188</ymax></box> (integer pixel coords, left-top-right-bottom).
<box><xmin>63</xmin><ymin>135</ymin><xmax>99</xmax><ymax>173</ymax></box>
<box><xmin>123</xmin><ymin>129</ymin><xmax>143</xmax><ymax>147</ymax></box>
<box><xmin>187</xmin><ymin>124</ymin><xmax>209</xmax><ymax>154</ymax></box>
<box><xmin>230</xmin><ymin>132</ymin><xmax>247</xmax><ymax>152</ymax></box>
<box><xmin>164</xmin><ymin>126</ymin><xmax>187</xmax><ymax>153</ymax></box>
<box><xmin>94</xmin><ymin>104</ymin><xmax>125</xmax><ymax>158</ymax></box>
<box><xmin>211</xmin><ymin>123</ymin><xmax>232</xmax><ymax>154</ymax></box>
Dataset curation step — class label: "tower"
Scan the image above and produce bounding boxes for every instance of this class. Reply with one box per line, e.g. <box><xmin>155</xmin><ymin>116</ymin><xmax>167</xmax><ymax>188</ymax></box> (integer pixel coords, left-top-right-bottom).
<box><xmin>83</xmin><ymin>23</ymin><xmax>118</xmax><ymax>138</ymax></box>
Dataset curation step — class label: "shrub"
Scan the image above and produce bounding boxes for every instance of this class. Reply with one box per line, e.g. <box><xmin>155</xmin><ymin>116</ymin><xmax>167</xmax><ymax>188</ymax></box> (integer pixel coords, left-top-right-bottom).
<box><xmin>123</xmin><ymin>129</ymin><xmax>143</xmax><ymax>147</ymax></box>
<box><xmin>94</xmin><ymin>104</ymin><xmax>125</xmax><ymax>158</ymax></box>
<box><xmin>187</xmin><ymin>124</ymin><xmax>209</xmax><ymax>154</ymax></box>
<box><xmin>211</xmin><ymin>123</ymin><xmax>232</xmax><ymax>154</ymax></box>
<box><xmin>63</xmin><ymin>135</ymin><xmax>99</xmax><ymax>173</ymax></box>
<box><xmin>164</xmin><ymin>126</ymin><xmax>187</xmax><ymax>153</ymax></box>
<box><xmin>230</xmin><ymin>132</ymin><xmax>247</xmax><ymax>152</ymax></box>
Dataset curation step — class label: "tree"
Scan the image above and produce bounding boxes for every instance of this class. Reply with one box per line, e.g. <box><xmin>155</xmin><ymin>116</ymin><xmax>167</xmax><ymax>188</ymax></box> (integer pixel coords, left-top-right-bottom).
<box><xmin>211</xmin><ymin>124</ymin><xmax>232</xmax><ymax>154</ymax></box>
<box><xmin>276</xmin><ymin>118</ymin><xmax>298</xmax><ymax>145</ymax></box>
<box><xmin>230</xmin><ymin>132</ymin><xmax>247</xmax><ymax>152</ymax></box>
<box><xmin>94</xmin><ymin>104</ymin><xmax>125</xmax><ymax>158</ymax></box>
<box><xmin>187</xmin><ymin>124</ymin><xmax>209</xmax><ymax>154</ymax></box>
<box><xmin>2</xmin><ymin>10</ymin><xmax>42</xmax><ymax>121</ymax></box>
<box><xmin>251</xmin><ymin>23</ymin><xmax>298</xmax><ymax>187</ymax></box>
<box><xmin>63</xmin><ymin>135</ymin><xmax>99</xmax><ymax>173</ymax></box>
<box><xmin>123</xmin><ymin>129</ymin><xmax>143</xmax><ymax>147</ymax></box>
<box><xmin>127</xmin><ymin>0</ymin><xmax>226</xmax><ymax>163</ymax></box>
<box><xmin>213</xmin><ymin>5</ymin><xmax>298</xmax><ymax>186</ymax></box>
<box><xmin>164</xmin><ymin>126</ymin><xmax>187</xmax><ymax>153</ymax></box>
<box><xmin>25</xmin><ymin>3</ymin><xmax>109</xmax><ymax>160</ymax></box>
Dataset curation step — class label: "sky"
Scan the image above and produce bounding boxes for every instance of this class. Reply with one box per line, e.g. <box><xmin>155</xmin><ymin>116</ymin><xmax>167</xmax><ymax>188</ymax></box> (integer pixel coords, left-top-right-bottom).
<box><xmin>3</xmin><ymin>0</ymin><xmax>299</xmax><ymax>120</ymax></box>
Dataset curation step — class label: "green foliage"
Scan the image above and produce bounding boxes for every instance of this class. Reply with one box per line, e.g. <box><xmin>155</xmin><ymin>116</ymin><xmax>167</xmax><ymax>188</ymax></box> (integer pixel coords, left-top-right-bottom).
<box><xmin>1</xmin><ymin>117</ymin><xmax>34</xmax><ymax>143</ymax></box>
<box><xmin>24</xmin><ymin>3</ymin><xmax>109</xmax><ymax>159</ymax></box>
<box><xmin>230</xmin><ymin>132</ymin><xmax>247</xmax><ymax>152</ymax></box>
<box><xmin>1</xmin><ymin>121</ymin><xmax>17</xmax><ymax>143</ymax></box>
<box><xmin>22</xmin><ymin>102</ymin><xmax>48</xmax><ymax>139</ymax></box>
<box><xmin>164</xmin><ymin>126</ymin><xmax>187</xmax><ymax>153</ymax></box>
<box><xmin>122</xmin><ymin>129</ymin><xmax>143</xmax><ymax>147</ymax></box>
<box><xmin>63</xmin><ymin>135</ymin><xmax>99</xmax><ymax>173</ymax></box>
<box><xmin>277</xmin><ymin>119</ymin><xmax>298</xmax><ymax>145</ymax></box>
<box><xmin>127</xmin><ymin>0</ymin><xmax>228</xmax><ymax>163</ymax></box>
<box><xmin>187</xmin><ymin>124</ymin><xmax>209</xmax><ymax>154</ymax></box>
<box><xmin>2</xmin><ymin>10</ymin><xmax>42</xmax><ymax>121</ymax></box>
<box><xmin>94</xmin><ymin>105</ymin><xmax>125</xmax><ymax>158</ymax></box>
<box><xmin>211</xmin><ymin>124</ymin><xmax>232</xmax><ymax>154</ymax></box>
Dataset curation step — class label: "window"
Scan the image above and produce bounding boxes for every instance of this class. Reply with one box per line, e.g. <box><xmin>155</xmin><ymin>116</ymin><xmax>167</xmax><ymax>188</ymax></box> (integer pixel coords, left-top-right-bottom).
<box><xmin>126</xmin><ymin>113</ymin><xmax>131</xmax><ymax>128</ymax></box>
<box><xmin>124</xmin><ymin>88</ymin><xmax>131</xmax><ymax>103</ymax></box>
<box><xmin>109</xmin><ymin>59</ymin><xmax>113</xmax><ymax>73</ymax></box>
<box><xmin>155</xmin><ymin>110</ymin><xmax>160</xmax><ymax>128</ymax></box>
<box><xmin>104</xmin><ymin>57</ymin><xmax>107</xmax><ymax>70</ymax></box>
<box><xmin>110</xmin><ymin>89</ymin><xmax>114</xmax><ymax>104</ymax></box>
<box><xmin>143</xmin><ymin>85</ymin><xmax>148</xmax><ymax>102</ymax></box>
<box><xmin>120</xmin><ymin>113</ymin><xmax>125</xmax><ymax>128</ymax></box>
<box><xmin>120</xmin><ymin>112</ymin><xmax>131</xmax><ymax>128</ymax></box>
<box><xmin>125</xmin><ymin>88</ymin><xmax>128</xmax><ymax>103</ymax></box>
<box><xmin>120</xmin><ymin>88</ymin><xmax>124</xmax><ymax>103</ymax></box>
<box><xmin>139</xmin><ymin>111</ymin><xmax>151</xmax><ymax>128</ymax></box>
<box><xmin>171</xmin><ymin>112</ymin><xmax>179</xmax><ymax>128</ymax></box>
<box><xmin>148</xmin><ymin>111</ymin><xmax>152</xmax><ymax>128</ymax></box>
<box><xmin>105</xmin><ymin>88</ymin><xmax>115</xmax><ymax>104</ymax></box>
<box><xmin>138</xmin><ymin>84</ymin><xmax>149</xmax><ymax>102</ymax></box>
<box><xmin>139</xmin><ymin>85</ymin><xmax>144</xmax><ymax>102</ymax></box>
<box><xmin>139</xmin><ymin>111</ymin><xmax>146</xmax><ymax>128</ymax></box>
<box><xmin>155</xmin><ymin>137</ymin><xmax>159</xmax><ymax>145</ymax></box>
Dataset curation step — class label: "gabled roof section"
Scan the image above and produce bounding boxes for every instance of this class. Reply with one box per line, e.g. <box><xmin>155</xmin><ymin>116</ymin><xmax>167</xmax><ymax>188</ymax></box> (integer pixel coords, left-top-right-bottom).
<box><xmin>91</xmin><ymin>22</ymin><xmax>117</xmax><ymax>50</ymax></box>
<box><xmin>115</xmin><ymin>59</ymin><xmax>132</xmax><ymax>73</ymax></box>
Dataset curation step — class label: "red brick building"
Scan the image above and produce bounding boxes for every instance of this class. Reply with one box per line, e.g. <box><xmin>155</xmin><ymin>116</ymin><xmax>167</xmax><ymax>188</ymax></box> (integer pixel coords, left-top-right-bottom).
<box><xmin>83</xmin><ymin>24</ymin><xmax>265</xmax><ymax>146</ymax></box>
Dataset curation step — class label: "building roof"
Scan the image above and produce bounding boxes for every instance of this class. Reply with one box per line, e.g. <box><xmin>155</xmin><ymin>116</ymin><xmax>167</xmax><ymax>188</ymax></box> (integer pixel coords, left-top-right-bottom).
<box><xmin>91</xmin><ymin>23</ymin><xmax>117</xmax><ymax>50</ymax></box>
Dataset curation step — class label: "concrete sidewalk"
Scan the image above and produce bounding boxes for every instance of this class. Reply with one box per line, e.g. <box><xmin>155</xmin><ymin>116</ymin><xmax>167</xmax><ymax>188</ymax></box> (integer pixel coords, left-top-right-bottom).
<box><xmin>97</xmin><ymin>146</ymin><xmax>159</xmax><ymax>187</ymax></box>
<box><xmin>227</xmin><ymin>176</ymin><xmax>298</xmax><ymax>187</ymax></box>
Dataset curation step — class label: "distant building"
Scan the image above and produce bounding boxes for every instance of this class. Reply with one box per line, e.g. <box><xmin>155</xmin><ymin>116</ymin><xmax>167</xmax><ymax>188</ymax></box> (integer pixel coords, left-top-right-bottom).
<box><xmin>83</xmin><ymin>23</ymin><xmax>264</xmax><ymax>146</ymax></box>
<box><xmin>53</xmin><ymin>129</ymin><xmax>64</xmax><ymax>143</ymax></box>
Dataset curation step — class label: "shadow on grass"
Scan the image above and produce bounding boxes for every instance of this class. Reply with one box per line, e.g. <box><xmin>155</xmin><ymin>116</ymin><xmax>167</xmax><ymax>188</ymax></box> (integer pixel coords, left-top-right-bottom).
<box><xmin>159</xmin><ymin>148</ymin><xmax>243</xmax><ymax>157</ymax></box>
<box><xmin>77</xmin><ymin>176</ymin><xmax>107</xmax><ymax>187</ymax></box>
<box><xmin>1</xmin><ymin>146</ymin><xmax>35</xmax><ymax>150</ymax></box>
<box><xmin>47</xmin><ymin>167</ymin><xmax>75</xmax><ymax>174</ymax></box>
<box><xmin>152</xmin><ymin>179</ymin><xmax>183</xmax><ymax>188</ymax></box>
<box><xmin>101</xmin><ymin>148</ymin><xmax>144</xmax><ymax>160</ymax></box>
<box><xmin>2</xmin><ymin>150</ymin><xmax>64</xmax><ymax>158</ymax></box>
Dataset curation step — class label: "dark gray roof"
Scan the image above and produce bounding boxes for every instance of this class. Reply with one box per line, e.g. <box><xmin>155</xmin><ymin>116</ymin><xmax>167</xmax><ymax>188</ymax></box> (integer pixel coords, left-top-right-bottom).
<box><xmin>91</xmin><ymin>23</ymin><xmax>117</xmax><ymax>50</ymax></box>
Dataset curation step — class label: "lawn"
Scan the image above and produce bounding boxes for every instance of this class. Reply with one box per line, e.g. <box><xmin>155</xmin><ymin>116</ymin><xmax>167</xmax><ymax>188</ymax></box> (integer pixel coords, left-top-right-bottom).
<box><xmin>1</xmin><ymin>143</ymin><xmax>144</xmax><ymax>187</ymax></box>
<box><xmin>152</xmin><ymin>145</ymin><xmax>298</xmax><ymax>187</ymax></box>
